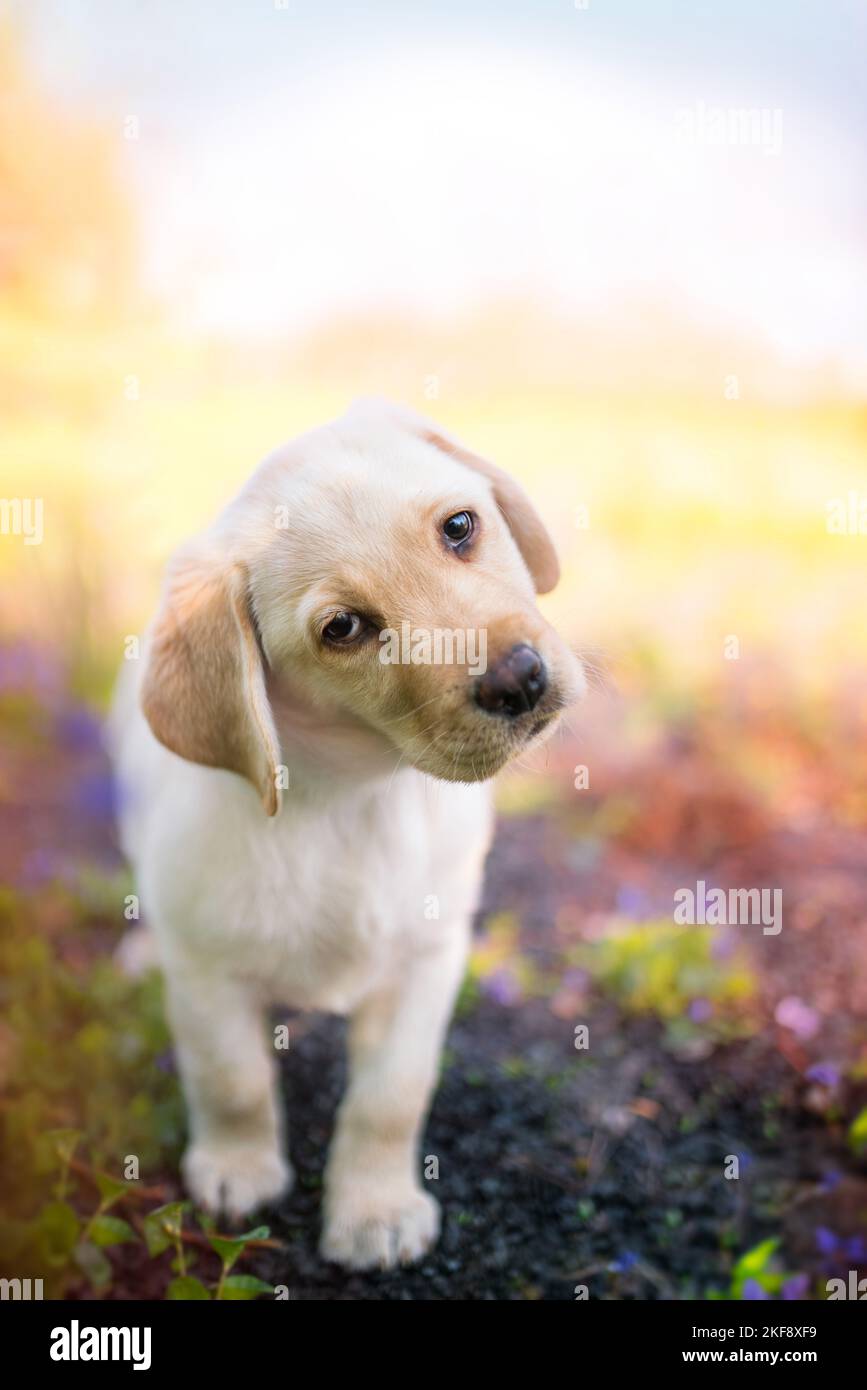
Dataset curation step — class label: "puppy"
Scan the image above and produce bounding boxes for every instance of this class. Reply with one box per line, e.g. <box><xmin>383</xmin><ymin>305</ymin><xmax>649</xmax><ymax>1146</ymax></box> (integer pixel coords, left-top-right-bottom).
<box><xmin>110</xmin><ymin>399</ymin><xmax>584</xmax><ymax>1270</ymax></box>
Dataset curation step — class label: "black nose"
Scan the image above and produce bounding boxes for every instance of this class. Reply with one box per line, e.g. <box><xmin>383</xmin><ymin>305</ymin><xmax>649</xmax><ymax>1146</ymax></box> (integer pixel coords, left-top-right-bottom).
<box><xmin>475</xmin><ymin>644</ymin><xmax>547</xmax><ymax>718</ymax></box>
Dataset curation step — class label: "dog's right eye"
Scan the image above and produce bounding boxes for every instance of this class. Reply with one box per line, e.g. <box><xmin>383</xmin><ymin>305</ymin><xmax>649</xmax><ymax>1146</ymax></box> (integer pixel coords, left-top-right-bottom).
<box><xmin>322</xmin><ymin>612</ymin><xmax>366</xmax><ymax>645</ymax></box>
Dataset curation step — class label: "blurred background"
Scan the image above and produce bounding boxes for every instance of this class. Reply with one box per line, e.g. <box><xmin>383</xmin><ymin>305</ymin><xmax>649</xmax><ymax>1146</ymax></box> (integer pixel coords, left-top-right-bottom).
<box><xmin>1</xmin><ymin>0</ymin><xmax>866</xmax><ymax>1301</ymax></box>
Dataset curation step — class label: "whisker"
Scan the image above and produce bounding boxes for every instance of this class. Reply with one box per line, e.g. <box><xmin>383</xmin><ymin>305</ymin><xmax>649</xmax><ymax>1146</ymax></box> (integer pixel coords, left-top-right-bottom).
<box><xmin>386</xmin><ymin>689</ymin><xmax>457</xmax><ymax>726</ymax></box>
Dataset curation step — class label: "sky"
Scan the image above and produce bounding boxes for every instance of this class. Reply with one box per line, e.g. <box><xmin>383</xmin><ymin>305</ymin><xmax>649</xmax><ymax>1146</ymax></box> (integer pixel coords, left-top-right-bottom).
<box><xmin>19</xmin><ymin>0</ymin><xmax>867</xmax><ymax>381</ymax></box>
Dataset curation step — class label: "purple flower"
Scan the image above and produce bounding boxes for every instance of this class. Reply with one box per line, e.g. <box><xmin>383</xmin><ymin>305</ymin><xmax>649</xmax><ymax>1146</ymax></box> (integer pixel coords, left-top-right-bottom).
<box><xmin>820</xmin><ymin>1169</ymin><xmax>842</xmax><ymax>1194</ymax></box>
<box><xmin>482</xmin><ymin>968</ymin><xmax>522</xmax><ymax>1007</ymax></box>
<box><xmin>56</xmin><ymin>705</ymin><xmax>103</xmax><ymax>753</ymax></box>
<box><xmin>711</xmin><ymin>930</ymin><xmax>736</xmax><ymax>961</ymax></box>
<box><xmin>0</xmin><ymin>641</ymin><xmax>62</xmax><ymax>699</ymax></box>
<box><xmin>781</xmin><ymin>1274</ymin><xmax>810</xmax><ymax>1300</ymax></box>
<box><xmin>616</xmin><ymin>885</ymin><xmax>649</xmax><ymax>920</ymax></box>
<box><xmin>688</xmin><ymin>998</ymin><xmax>713</xmax><ymax>1024</ymax></box>
<box><xmin>20</xmin><ymin>847</ymin><xmax>61</xmax><ymax>888</ymax></box>
<box><xmin>775</xmin><ymin>996</ymin><xmax>821</xmax><ymax>1041</ymax></box>
<box><xmin>741</xmin><ymin>1279</ymin><xmax>770</xmax><ymax>1300</ymax></box>
<box><xmin>73</xmin><ymin>771</ymin><xmax>117</xmax><ymax>819</ymax></box>
<box><xmin>561</xmin><ymin>968</ymin><xmax>589</xmax><ymax>991</ymax></box>
<box><xmin>813</xmin><ymin>1226</ymin><xmax>867</xmax><ymax>1272</ymax></box>
<box><xmin>815</xmin><ymin>1227</ymin><xmax>839</xmax><ymax>1257</ymax></box>
<box><xmin>805</xmin><ymin>1062</ymin><xmax>840</xmax><ymax>1088</ymax></box>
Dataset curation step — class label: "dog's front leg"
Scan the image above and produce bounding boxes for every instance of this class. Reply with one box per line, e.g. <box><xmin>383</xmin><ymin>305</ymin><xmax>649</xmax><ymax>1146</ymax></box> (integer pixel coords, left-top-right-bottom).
<box><xmin>166</xmin><ymin>971</ymin><xmax>292</xmax><ymax>1220</ymax></box>
<box><xmin>321</xmin><ymin>927</ymin><xmax>468</xmax><ymax>1270</ymax></box>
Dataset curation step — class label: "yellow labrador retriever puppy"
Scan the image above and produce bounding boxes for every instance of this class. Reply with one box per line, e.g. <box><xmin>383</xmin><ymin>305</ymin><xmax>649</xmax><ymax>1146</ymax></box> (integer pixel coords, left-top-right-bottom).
<box><xmin>110</xmin><ymin>398</ymin><xmax>584</xmax><ymax>1270</ymax></box>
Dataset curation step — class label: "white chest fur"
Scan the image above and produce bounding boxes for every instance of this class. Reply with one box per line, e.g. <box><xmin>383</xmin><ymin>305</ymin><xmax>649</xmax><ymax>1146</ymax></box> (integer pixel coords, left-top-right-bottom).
<box><xmin>112</xmin><ymin>677</ymin><xmax>494</xmax><ymax>1013</ymax></box>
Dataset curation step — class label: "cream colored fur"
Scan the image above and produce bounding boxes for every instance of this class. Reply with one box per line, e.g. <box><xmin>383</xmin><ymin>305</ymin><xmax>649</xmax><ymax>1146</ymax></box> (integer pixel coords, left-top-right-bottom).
<box><xmin>109</xmin><ymin>398</ymin><xmax>584</xmax><ymax>1270</ymax></box>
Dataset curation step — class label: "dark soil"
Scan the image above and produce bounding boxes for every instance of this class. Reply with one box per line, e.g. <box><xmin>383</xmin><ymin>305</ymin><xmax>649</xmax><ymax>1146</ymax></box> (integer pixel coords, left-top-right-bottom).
<box><xmin>251</xmin><ymin>805</ymin><xmax>867</xmax><ymax>1300</ymax></box>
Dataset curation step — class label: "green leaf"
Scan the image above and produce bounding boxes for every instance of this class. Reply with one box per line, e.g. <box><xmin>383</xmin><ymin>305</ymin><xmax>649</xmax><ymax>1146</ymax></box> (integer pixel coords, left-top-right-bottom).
<box><xmin>37</xmin><ymin>1200</ymin><xmax>81</xmax><ymax>1264</ymax></box>
<box><xmin>167</xmin><ymin>1275</ymin><xmax>210</xmax><ymax>1300</ymax></box>
<box><xmin>220</xmin><ymin>1274</ymin><xmax>275</xmax><ymax>1300</ymax></box>
<box><xmin>90</xmin><ymin>1214</ymin><xmax>138</xmax><ymax>1248</ymax></box>
<box><xmin>143</xmin><ymin>1201</ymin><xmax>188</xmax><ymax>1256</ymax></box>
<box><xmin>94</xmin><ymin>1172</ymin><xmax>130</xmax><ymax>1206</ymax></box>
<box><xmin>75</xmin><ymin>1021</ymin><xmax>112</xmax><ymax>1056</ymax></box>
<box><xmin>733</xmin><ymin>1237</ymin><xmax>778</xmax><ymax>1279</ymax></box>
<box><xmin>73</xmin><ymin>1239</ymin><xmax>112</xmax><ymax>1290</ymax></box>
<box><xmin>731</xmin><ymin>1238</ymin><xmax>780</xmax><ymax>1296</ymax></box>
<box><xmin>209</xmin><ymin>1226</ymin><xmax>269</xmax><ymax>1271</ymax></box>
<box><xmin>849</xmin><ymin>1107</ymin><xmax>867</xmax><ymax>1153</ymax></box>
<box><xmin>44</xmin><ymin>1128</ymin><xmax>82</xmax><ymax>1170</ymax></box>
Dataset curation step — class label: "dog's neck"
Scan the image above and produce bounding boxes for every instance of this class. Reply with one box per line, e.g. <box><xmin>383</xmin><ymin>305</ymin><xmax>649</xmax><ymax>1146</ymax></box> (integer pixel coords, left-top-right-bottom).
<box><xmin>266</xmin><ymin>670</ymin><xmax>407</xmax><ymax>803</ymax></box>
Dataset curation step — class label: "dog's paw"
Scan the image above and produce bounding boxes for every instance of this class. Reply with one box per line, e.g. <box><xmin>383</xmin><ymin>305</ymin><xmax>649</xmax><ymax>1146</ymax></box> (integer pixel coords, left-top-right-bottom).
<box><xmin>320</xmin><ymin>1187</ymin><xmax>440</xmax><ymax>1271</ymax></box>
<box><xmin>182</xmin><ymin>1140</ymin><xmax>292</xmax><ymax>1221</ymax></box>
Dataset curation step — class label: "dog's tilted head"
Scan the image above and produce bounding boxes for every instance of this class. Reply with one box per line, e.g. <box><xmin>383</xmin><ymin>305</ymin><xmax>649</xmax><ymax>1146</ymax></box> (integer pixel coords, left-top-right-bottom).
<box><xmin>141</xmin><ymin>399</ymin><xmax>585</xmax><ymax>812</ymax></box>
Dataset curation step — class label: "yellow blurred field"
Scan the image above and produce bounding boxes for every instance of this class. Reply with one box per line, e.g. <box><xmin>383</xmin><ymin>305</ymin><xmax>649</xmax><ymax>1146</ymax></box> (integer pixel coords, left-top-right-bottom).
<box><xmin>3</xmin><ymin>310</ymin><xmax>865</xmax><ymax>705</ymax></box>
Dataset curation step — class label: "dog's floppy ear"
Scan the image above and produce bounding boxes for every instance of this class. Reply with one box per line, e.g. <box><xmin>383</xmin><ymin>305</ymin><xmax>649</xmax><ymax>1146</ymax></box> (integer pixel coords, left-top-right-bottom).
<box><xmin>422</xmin><ymin>428</ymin><xmax>560</xmax><ymax>593</ymax></box>
<box><xmin>141</xmin><ymin>547</ymin><xmax>282</xmax><ymax>815</ymax></box>
<box><xmin>353</xmin><ymin>400</ymin><xmax>559</xmax><ymax>593</ymax></box>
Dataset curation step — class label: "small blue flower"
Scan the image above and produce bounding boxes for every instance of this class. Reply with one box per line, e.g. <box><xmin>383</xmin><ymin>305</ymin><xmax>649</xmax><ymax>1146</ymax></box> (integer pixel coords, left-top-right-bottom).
<box><xmin>609</xmin><ymin>1250</ymin><xmax>639</xmax><ymax>1274</ymax></box>
<box><xmin>482</xmin><ymin>968</ymin><xmax>522</xmax><ymax>1007</ymax></box>
<box><xmin>742</xmin><ymin>1279</ymin><xmax>770</xmax><ymax>1300</ymax></box>
<box><xmin>616</xmin><ymin>885</ymin><xmax>649</xmax><ymax>919</ymax></box>
<box><xmin>688</xmin><ymin>998</ymin><xmax>713</xmax><ymax>1024</ymax></box>
<box><xmin>781</xmin><ymin>1274</ymin><xmax>810</xmax><ymax>1300</ymax></box>
<box><xmin>20</xmin><ymin>847</ymin><xmax>59</xmax><ymax>888</ymax></box>
<box><xmin>805</xmin><ymin>1063</ymin><xmax>840</xmax><ymax>1088</ymax></box>
<box><xmin>0</xmin><ymin>641</ymin><xmax>62</xmax><ymax>699</ymax></box>
<box><xmin>844</xmin><ymin>1236</ymin><xmax>867</xmax><ymax>1263</ymax></box>
<box><xmin>561</xmin><ymin>968</ymin><xmax>588</xmax><ymax>991</ymax></box>
<box><xmin>73</xmin><ymin>771</ymin><xmax>117</xmax><ymax>819</ymax></box>
<box><xmin>711</xmin><ymin>930</ymin><xmax>736</xmax><ymax>960</ymax></box>
<box><xmin>56</xmin><ymin>705</ymin><xmax>103</xmax><ymax>753</ymax></box>
<box><xmin>815</xmin><ymin>1227</ymin><xmax>838</xmax><ymax>1257</ymax></box>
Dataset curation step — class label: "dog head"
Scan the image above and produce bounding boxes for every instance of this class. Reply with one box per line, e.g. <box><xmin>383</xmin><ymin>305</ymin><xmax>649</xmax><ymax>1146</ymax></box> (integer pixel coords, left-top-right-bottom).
<box><xmin>141</xmin><ymin>399</ymin><xmax>585</xmax><ymax>812</ymax></box>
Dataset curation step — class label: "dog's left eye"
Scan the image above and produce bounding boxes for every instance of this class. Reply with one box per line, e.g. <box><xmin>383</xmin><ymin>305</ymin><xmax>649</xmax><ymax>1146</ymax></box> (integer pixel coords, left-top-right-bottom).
<box><xmin>443</xmin><ymin>511</ymin><xmax>474</xmax><ymax>547</ymax></box>
<box><xmin>322</xmin><ymin>612</ymin><xmax>366</xmax><ymax>645</ymax></box>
